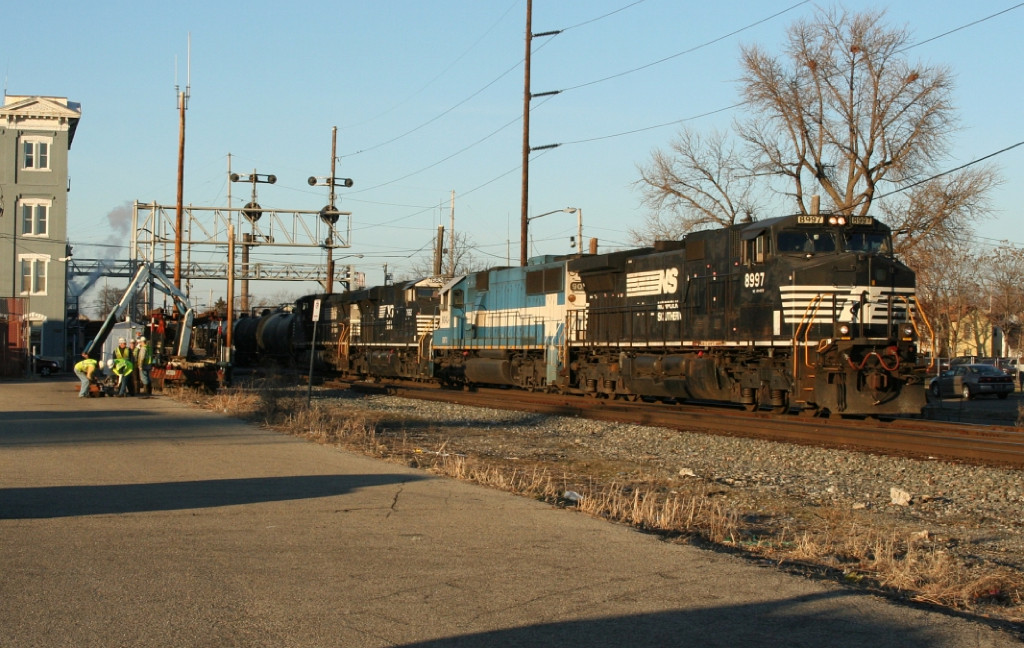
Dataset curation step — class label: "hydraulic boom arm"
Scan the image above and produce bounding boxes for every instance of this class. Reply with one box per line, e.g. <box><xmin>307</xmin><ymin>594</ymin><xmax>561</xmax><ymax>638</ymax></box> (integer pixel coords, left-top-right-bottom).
<box><xmin>84</xmin><ymin>263</ymin><xmax>196</xmax><ymax>359</ymax></box>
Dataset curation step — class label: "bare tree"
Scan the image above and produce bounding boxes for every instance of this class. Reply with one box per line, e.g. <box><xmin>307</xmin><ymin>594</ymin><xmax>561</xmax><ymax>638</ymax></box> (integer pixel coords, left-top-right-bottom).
<box><xmin>633</xmin><ymin>129</ymin><xmax>758</xmax><ymax>243</ymax></box>
<box><xmin>635</xmin><ymin>6</ymin><xmax>999</xmax><ymax>246</ymax></box>
<box><xmin>980</xmin><ymin>245</ymin><xmax>1024</xmax><ymax>356</ymax></box>
<box><xmin>878</xmin><ymin>170</ymin><xmax>1000</xmax><ymax>257</ymax></box>
<box><xmin>907</xmin><ymin>236</ymin><xmax>984</xmax><ymax>358</ymax></box>
<box><xmin>408</xmin><ymin>230</ymin><xmax>485</xmax><ymax>279</ymax></box>
<box><xmin>253</xmin><ymin>289</ymin><xmax>300</xmax><ymax>309</ymax></box>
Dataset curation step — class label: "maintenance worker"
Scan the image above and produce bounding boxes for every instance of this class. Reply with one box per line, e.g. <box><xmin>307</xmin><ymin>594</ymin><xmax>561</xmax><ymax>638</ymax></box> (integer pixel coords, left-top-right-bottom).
<box><xmin>114</xmin><ymin>337</ymin><xmax>134</xmax><ymax>396</ymax></box>
<box><xmin>111</xmin><ymin>355</ymin><xmax>135</xmax><ymax>397</ymax></box>
<box><xmin>74</xmin><ymin>352</ymin><xmax>98</xmax><ymax>398</ymax></box>
<box><xmin>134</xmin><ymin>336</ymin><xmax>153</xmax><ymax>395</ymax></box>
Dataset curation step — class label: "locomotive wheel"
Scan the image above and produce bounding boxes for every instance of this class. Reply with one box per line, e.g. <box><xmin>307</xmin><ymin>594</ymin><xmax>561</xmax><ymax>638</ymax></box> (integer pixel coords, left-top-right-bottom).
<box><xmin>771</xmin><ymin>391</ymin><xmax>790</xmax><ymax>415</ymax></box>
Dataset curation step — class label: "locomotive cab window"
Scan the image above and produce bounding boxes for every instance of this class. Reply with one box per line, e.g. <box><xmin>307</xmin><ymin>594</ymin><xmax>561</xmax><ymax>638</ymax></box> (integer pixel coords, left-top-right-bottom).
<box><xmin>777</xmin><ymin>230</ymin><xmax>836</xmax><ymax>254</ymax></box>
<box><xmin>741</xmin><ymin>230</ymin><xmax>767</xmax><ymax>265</ymax></box>
<box><xmin>843</xmin><ymin>231</ymin><xmax>891</xmax><ymax>254</ymax></box>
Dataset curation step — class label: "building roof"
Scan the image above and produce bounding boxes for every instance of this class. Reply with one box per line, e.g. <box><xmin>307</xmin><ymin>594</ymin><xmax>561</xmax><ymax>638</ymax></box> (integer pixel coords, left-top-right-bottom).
<box><xmin>0</xmin><ymin>95</ymin><xmax>82</xmax><ymax>147</ymax></box>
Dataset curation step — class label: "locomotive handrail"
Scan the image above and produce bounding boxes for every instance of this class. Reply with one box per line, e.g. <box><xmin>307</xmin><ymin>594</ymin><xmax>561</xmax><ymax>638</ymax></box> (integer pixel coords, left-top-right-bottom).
<box><xmin>903</xmin><ymin>295</ymin><xmax>936</xmax><ymax>372</ymax></box>
<box><xmin>417</xmin><ymin>331</ymin><xmax>431</xmax><ymax>364</ymax></box>
<box><xmin>803</xmin><ymin>296</ymin><xmax>828</xmax><ymax>370</ymax></box>
<box><xmin>336</xmin><ymin>323</ymin><xmax>350</xmax><ymax>366</ymax></box>
<box><xmin>792</xmin><ymin>294</ymin><xmax>824</xmax><ymax>380</ymax></box>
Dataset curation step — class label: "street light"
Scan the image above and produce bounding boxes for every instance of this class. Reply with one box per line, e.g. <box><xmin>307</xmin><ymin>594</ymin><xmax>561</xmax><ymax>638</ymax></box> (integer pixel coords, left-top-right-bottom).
<box><xmin>565</xmin><ymin>207</ymin><xmax>582</xmax><ymax>255</ymax></box>
<box><xmin>317</xmin><ymin>253</ymin><xmax>363</xmax><ymax>292</ymax></box>
<box><xmin>527</xmin><ymin>207</ymin><xmax>583</xmax><ymax>259</ymax></box>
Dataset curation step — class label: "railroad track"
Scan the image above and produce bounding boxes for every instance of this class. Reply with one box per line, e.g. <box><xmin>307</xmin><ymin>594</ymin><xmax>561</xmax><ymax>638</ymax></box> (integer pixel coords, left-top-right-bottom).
<box><xmin>331</xmin><ymin>379</ymin><xmax>1024</xmax><ymax>469</ymax></box>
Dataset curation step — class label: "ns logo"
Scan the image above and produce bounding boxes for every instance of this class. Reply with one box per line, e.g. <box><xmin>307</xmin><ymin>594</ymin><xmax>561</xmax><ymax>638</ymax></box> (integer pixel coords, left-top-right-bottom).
<box><xmin>626</xmin><ymin>267</ymin><xmax>679</xmax><ymax>297</ymax></box>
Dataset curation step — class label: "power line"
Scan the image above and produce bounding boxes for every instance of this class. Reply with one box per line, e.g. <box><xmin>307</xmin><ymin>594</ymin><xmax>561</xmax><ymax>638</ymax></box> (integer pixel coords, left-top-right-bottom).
<box><xmin>898</xmin><ymin>2</ymin><xmax>1024</xmax><ymax>53</ymax></box>
<box><xmin>559</xmin><ymin>1</ymin><xmax>810</xmax><ymax>93</ymax></box>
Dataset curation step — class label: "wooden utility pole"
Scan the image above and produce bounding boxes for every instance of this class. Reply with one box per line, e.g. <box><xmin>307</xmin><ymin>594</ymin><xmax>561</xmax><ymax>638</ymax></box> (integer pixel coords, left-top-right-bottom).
<box><xmin>519</xmin><ymin>0</ymin><xmax>532</xmax><ymax>267</ymax></box>
<box><xmin>174</xmin><ymin>36</ymin><xmax>190</xmax><ymax>290</ymax></box>
<box><xmin>448</xmin><ymin>190</ymin><xmax>455</xmax><ymax>276</ymax></box>
<box><xmin>226</xmin><ymin>223</ymin><xmax>235</xmax><ymax>358</ymax></box>
<box><xmin>433</xmin><ymin>225</ymin><xmax>444</xmax><ymax>277</ymax></box>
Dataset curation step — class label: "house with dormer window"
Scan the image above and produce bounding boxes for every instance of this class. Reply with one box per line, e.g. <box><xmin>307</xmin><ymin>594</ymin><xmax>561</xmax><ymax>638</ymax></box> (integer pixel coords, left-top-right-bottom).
<box><xmin>0</xmin><ymin>95</ymin><xmax>80</xmax><ymax>371</ymax></box>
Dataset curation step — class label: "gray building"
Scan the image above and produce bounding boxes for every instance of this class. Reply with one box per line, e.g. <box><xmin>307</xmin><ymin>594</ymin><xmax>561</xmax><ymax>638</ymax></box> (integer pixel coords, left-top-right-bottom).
<box><xmin>0</xmin><ymin>95</ymin><xmax>81</xmax><ymax>368</ymax></box>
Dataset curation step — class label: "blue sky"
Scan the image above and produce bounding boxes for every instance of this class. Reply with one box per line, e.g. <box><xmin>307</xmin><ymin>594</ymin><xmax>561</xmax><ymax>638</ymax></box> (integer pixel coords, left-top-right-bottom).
<box><xmin>3</xmin><ymin>1</ymin><xmax>1022</xmax><ymax>302</ymax></box>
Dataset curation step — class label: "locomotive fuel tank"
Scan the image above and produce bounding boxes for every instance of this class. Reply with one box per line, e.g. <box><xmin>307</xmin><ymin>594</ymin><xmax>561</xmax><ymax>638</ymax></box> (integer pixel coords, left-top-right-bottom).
<box><xmin>464</xmin><ymin>356</ymin><xmax>515</xmax><ymax>385</ymax></box>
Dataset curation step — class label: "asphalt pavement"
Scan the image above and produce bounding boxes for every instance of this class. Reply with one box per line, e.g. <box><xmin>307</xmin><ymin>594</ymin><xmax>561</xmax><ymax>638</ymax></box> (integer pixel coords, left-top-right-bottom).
<box><xmin>1</xmin><ymin>376</ymin><xmax>1019</xmax><ymax>647</ymax></box>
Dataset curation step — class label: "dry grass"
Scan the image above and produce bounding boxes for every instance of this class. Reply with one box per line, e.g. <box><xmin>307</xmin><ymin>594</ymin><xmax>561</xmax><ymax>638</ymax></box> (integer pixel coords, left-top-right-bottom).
<box><xmin>177</xmin><ymin>379</ymin><xmax>1024</xmax><ymax>626</ymax></box>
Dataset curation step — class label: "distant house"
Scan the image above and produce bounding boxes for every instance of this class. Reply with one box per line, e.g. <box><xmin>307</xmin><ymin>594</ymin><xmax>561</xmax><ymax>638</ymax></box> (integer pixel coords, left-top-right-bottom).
<box><xmin>0</xmin><ymin>95</ymin><xmax>81</xmax><ymax>371</ymax></box>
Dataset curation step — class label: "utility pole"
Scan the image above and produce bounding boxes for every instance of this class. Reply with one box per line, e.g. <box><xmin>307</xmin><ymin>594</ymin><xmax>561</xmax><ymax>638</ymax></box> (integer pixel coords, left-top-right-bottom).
<box><xmin>174</xmin><ymin>35</ymin><xmax>191</xmax><ymax>289</ymax></box>
<box><xmin>519</xmin><ymin>0</ymin><xmax>532</xmax><ymax>267</ymax></box>
<box><xmin>519</xmin><ymin>3</ymin><xmax>561</xmax><ymax>266</ymax></box>
<box><xmin>433</xmin><ymin>225</ymin><xmax>444</xmax><ymax>277</ymax></box>
<box><xmin>226</xmin><ymin>223</ymin><xmax>234</xmax><ymax>364</ymax></box>
<box><xmin>448</xmin><ymin>190</ymin><xmax>455</xmax><ymax>276</ymax></box>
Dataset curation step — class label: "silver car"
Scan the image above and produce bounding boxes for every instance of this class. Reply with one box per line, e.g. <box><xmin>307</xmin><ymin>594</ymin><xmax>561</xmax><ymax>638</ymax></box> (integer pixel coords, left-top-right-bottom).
<box><xmin>929</xmin><ymin>363</ymin><xmax>1015</xmax><ymax>400</ymax></box>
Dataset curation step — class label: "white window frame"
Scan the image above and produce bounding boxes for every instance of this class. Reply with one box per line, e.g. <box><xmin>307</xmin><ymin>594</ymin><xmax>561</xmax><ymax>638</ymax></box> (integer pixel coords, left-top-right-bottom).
<box><xmin>20</xmin><ymin>199</ymin><xmax>51</xmax><ymax>237</ymax></box>
<box><xmin>21</xmin><ymin>136</ymin><xmax>52</xmax><ymax>171</ymax></box>
<box><xmin>19</xmin><ymin>254</ymin><xmax>49</xmax><ymax>296</ymax></box>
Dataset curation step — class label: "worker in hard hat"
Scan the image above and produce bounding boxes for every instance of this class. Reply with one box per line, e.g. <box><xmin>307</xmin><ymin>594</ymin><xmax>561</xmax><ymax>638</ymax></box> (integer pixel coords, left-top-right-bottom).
<box><xmin>74</xmin><ymin>352</ymin><xmax>99</xmax><ymax>398</ymax></box>
<box><xmin>113</xmin><ymin>337</ymin><xmax>135</xmax><ymax>396</ymax></box>
<box><xmin>111</xmin><ymin>354</ymin><xmax>135</xmax><ymax>397</ymax></box>
<box><xmin>134</xmin><ymin>336</ymin><xmax>153</xmax><ymax>396</ymax></box>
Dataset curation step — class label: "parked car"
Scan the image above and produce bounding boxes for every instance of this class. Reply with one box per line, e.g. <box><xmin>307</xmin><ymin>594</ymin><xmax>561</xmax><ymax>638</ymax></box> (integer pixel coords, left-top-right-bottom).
<box><xmin>31</xmin><ymin>355</ymin><xmax>62</xmax><ymax>376</ymax></box>
<box><xmin>929</xmin><ymin>363</ymin><xmax>1014</xmax><ymax>400</ymax></box>
<box><xmin>993</xmin><ymin>357</ymin><xmax>1019</xmax><ymax>378</ymax></box>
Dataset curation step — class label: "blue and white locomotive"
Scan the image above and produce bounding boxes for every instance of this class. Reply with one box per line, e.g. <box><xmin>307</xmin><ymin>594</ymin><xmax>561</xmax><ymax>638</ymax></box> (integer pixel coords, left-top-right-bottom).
<box><xmin>431</xmin><ymin>257</ymin><xmax>588</xmax><ymax>391</ymax></box>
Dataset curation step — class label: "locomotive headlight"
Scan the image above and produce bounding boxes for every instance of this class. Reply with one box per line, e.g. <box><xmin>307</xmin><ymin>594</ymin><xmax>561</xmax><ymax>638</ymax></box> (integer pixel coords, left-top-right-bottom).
<box><xmin>901</xmin><ymin>324</ymin><xmax>914</xmax><ymax>338</ymax></box>
<box><xmin>839</xmin><ymin>324</ymin><xmax>851</xmax><ymax>336</ymax></box>
<box><xmin>827</xmin><ymin>216</ymin><xmax>847</xmax><ymax>226</ymax></box>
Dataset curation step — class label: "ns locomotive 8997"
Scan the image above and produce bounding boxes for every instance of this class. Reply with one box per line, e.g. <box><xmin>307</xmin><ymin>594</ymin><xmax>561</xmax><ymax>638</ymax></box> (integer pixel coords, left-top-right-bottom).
<box><xmin>563</xmin><ymin>213</ymin><xmax>931</xmax><ymax>415</ymax></box>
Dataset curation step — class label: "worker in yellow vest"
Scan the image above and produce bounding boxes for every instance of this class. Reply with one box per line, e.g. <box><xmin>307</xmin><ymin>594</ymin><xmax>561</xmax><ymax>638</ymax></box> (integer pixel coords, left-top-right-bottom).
<box><xmin>74</xmin><ymin>353</ymin><xmax>98</xmax><ymax>398</ymax></box>
<box><xmin>112</xmin><ymin>355</ymin><xmax>134</xmax><ymax>397</ymax></box>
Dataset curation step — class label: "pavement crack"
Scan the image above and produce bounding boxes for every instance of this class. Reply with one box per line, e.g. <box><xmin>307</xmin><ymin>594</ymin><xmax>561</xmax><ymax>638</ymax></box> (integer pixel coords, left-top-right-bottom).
<box><xmin>386</xmin><ymin>482</ymin><xmax>404</xmax><ymax>518</ymax></box>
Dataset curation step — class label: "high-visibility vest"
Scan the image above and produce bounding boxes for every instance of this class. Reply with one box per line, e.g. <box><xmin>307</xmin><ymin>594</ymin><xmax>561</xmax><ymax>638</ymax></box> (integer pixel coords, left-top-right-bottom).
<box><xmin>135</xmin><ymin>345</ymin><xmax>152</xmax><ymax>368</ymax></box>
<box><xmin>75</xmin><ymin>358</ymin><xmax>98</xmax><ymax>374</ymax></box>
<box><xmin>114</xmin><ymin>345</ymin><xmax>131</xmax><ymax>360</ymax></box>
<box><xmin>112</xmin><ymin>358</ymin><xmax>134</xmax><ymax>376</ymax></box>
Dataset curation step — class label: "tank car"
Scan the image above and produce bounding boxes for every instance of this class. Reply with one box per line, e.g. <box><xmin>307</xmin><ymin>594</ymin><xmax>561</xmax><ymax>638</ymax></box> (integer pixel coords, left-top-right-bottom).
<box><xmin>231</xmin><ymin>307</ymin><xmax>300</xmax><ymax>367</ymax></box>
<box><xmin>566</xmin><ymin>213</ymin><xmax>930</xmax><ymax>416</ymax></box>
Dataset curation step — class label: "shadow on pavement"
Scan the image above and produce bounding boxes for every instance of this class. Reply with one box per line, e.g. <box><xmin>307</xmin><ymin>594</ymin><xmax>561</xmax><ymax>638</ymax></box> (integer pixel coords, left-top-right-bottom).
<box><xmin>391</xmin><ymin>589</ymin><xmax>988</xmax><ymax>647</ymax></box>
<box><xmin>0</xmin><ymin>473</ymin><xmax>427</xmax><ymax>519</ymax></box>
